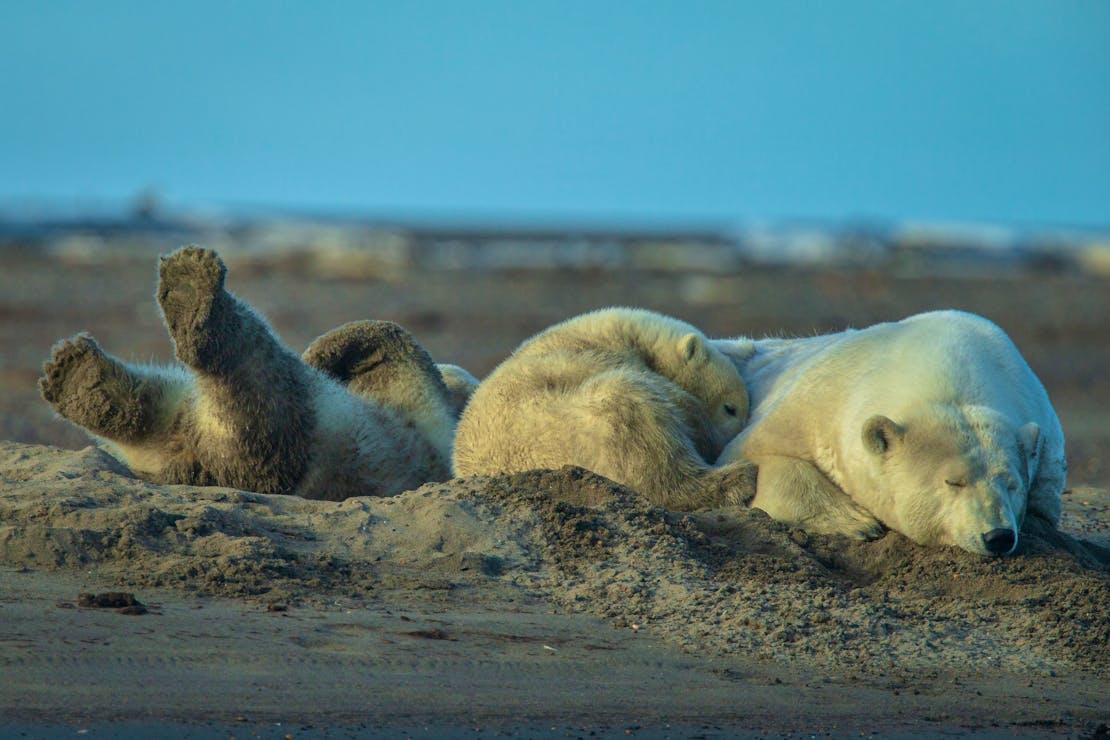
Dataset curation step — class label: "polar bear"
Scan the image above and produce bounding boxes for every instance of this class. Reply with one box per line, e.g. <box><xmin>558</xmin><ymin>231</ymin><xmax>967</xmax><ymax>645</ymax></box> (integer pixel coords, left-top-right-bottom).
<box><xmin>714</xmin><ymin>310</ymin><xmax>1066</xmax><ymax>556</ymax></box>
<box><xmin>39</xmin><ymin>246</ymin><xmax>467</xmax><ymax>501</ymax></box>
<box><xmin>453</xmin><ymin>308</ymin><xmax>757</xmax><ymax>509</ymax></box>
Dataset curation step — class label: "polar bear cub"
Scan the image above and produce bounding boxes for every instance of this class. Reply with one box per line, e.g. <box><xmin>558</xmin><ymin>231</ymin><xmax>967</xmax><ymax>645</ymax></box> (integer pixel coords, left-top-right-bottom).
<box><xmin>40</xmin><ymin>246</ymin><xmax>466</xmax><ymax>501</ymax></box>
<box><xmin>454</xmin><ymin>308</ymin><xmax>757</xmax><ymax>509</ymax></box>
<box><xmin>715</xmin><ymin>310</ymin><xmax>1066</xmax><ymax>556</ymax></box>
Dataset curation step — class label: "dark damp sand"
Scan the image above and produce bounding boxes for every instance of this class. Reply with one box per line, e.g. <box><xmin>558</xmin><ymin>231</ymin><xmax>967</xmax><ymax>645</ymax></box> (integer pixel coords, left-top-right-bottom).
<box><xmin>0</xmin><ymin>250</ymin><xmax>1108</xmax><ymax>736</ymax></box>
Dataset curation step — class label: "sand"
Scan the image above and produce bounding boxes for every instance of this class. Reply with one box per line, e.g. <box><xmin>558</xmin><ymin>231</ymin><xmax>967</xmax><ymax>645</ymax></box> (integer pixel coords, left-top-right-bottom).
<box><xmin>1</xmin><ymin>441</ymin><xmax>1107</xmax><ymax>736</ymax></box>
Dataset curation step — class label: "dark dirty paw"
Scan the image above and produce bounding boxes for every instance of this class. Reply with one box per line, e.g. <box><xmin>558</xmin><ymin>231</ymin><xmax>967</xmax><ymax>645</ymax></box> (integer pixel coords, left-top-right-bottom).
<box><xmin>303</xmin><ymin>320</ymin><xmax>427</xmax><ymax>385</ymax></box>
<box><xmin>39</xmin><ymin>333</ymin><xmax>107</xmax><ymax>406</ymax></box>
<box><xmin>719</xmin><ymin>460</ymin><xmax>759</xmax><ymax>507</ymax></box>
<box><xmin>38</xmin><ymin>333</ymin><xmax>127</xmax><ymax>431</ymax></box>
<box><xmin>702</xmin><ymin>460</ymin><xmax>759</xmax><ymax>508</ymax></box>
<box><xmin>157</xmin><ymin>246</ymin><xmax>229</xmax><ymax>366</ymax></box>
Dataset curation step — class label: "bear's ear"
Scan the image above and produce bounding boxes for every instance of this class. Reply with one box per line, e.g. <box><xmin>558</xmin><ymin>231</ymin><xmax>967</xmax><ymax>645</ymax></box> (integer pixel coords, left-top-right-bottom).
<box><xmin>862</xmin><ymin>415</ymin><xmax>904</xmax><ymax>455</ymax></box>
<box><xmin>679</xmin><ymin>333</ymin><xmax>707</xmax><ymax>364</ymax></box>
<box><xmin>1018</xmin><ymin>422</ymin><xmax>1042</xmax><ymax>483</ymax></box>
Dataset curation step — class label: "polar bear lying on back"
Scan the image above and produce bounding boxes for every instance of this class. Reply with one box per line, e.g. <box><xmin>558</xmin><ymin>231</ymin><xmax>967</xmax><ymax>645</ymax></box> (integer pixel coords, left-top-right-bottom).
<box><xmin>39</xmin><ymin>246</ymin><xmax>471</xmax><ymax>501</ymax></box>
<box><xmin>715</xmin><ymin>311</ymin><xmax>1066</xmax><ymax>556</ymax></box>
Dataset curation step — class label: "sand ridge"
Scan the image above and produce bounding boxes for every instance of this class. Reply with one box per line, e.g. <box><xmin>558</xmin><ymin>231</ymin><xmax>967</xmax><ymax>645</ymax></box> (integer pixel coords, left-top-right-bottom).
<box><xmin>2</xmin><ymin>441</ymin><xmax>1106</xmax><ymax>683</ymax></box>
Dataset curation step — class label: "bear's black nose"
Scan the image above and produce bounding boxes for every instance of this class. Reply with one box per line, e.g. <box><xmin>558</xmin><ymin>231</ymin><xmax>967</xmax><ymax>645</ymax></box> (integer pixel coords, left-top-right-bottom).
<box><xmin>982</xmin><ymin>528</ymin><xmax>1016</xmax><ymax>555</ymax></box>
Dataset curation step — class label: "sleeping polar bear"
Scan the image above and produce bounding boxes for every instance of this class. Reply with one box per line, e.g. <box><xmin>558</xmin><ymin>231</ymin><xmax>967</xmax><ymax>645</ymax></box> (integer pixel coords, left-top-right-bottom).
<box><xmin>454</xmin><ymin>307</ymin><xmax>755</xmax><ymax>509</ymax></box>
<box><xmin>714</xmin><ymin>311</ymin><xmax>1066</xmax><ymax>556</ymax></box>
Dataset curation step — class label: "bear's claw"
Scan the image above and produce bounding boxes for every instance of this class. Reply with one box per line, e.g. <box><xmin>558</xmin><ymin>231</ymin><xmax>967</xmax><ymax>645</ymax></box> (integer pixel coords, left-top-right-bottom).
<box><xmin>835</xmin><ymin>506</ymin><xmax>886</xmax><ymax>541</ymax></box>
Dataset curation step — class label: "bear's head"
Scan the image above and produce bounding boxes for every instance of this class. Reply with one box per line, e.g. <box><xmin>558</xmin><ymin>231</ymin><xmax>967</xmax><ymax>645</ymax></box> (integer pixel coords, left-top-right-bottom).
<box><xmin>860</xmin><ymin>404</ymin><xmax>1042</xmax><ymax>556</ymax></box>
<box><xmin>673</xmin><ymin>333</ymin><xmax>750</xmax><ymax>456</ymax></box>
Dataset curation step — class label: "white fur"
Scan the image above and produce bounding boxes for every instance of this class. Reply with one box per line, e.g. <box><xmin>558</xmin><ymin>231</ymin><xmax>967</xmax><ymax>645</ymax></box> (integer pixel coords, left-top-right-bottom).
<box><xmin>99</xmin><ymin>365</ymin><xmax>194</xmax><ymax>478</ymax></box>
<box><xmin>715</xmin><ymin>311</ymin><xmax>1066</xmax><ymax>555</ymax></box>
<box><xmin>285</xmin><ymin>370</ymin><xmax>451</xmax><ymax>501</ymax></box>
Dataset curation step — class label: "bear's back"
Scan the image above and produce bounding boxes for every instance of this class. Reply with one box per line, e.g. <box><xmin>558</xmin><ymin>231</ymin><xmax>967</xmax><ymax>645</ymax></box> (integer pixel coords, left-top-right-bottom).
<box><xmin>869</xmin><ymin>311</ymin><xmax>1050</xmax><ymax>417</ymax></box>
<box><xmin>453</xmin><ymin>306</ymin><xmax>742</xmax><ymax>479</ymax></box>
<box><xmin>736</xmin><ymin>311</ymin><xmax>1060</xmax><ymax>455</ymax></box>
<box><xmin>514</xmin><ymin>307</ymin><xmax>690</xmax><ymax>363</ymax></box>
<box><xmin>761</xmin><ymin>311</ymin><xmax>1038</xmax><ymax>407</ymax></box>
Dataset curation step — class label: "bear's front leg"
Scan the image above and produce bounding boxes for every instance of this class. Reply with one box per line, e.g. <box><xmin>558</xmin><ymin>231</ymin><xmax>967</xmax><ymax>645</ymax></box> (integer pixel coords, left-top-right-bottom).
<box><xmin>750</xmin><ymin>455</ymin><xmax>885</xmax><ymax>540</ymax></box>
<box><xmin>39</xmin><ymin>333</ymin><xmax>180</xmax><ymax>444</ymax></box>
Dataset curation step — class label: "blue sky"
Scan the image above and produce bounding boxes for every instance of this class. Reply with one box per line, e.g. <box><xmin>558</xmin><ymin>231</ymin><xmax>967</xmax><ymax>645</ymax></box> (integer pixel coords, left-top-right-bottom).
<box><xmin>2</xmin><ymin>1</ymin><xmax>1108</xmax><ymax>227</ymax></box>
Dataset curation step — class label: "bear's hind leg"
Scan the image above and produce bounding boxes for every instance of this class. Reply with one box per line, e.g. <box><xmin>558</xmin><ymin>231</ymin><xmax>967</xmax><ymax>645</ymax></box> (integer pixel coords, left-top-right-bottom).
<box><xmin>156</xmin><ymin>246</ymin><xmax>314</xmax><ymax>494</ymax></box>
<box><xmin>750</xmin><ymin>455</ymin><xmax>885</xmax><ymax>539</ymax></box>
<box><xmin>158</xmin><ymin>246</ymin><xmax>280</xmax><ymax>374</ymax></box>
<box><xmin>304</xmin><ymin>319</ymin><xmax>476</xmax><ymax>415</ymax></box>
<box><xmin>302</xmin><ymin>320</ymin><xmax>446</xmax><ymax>399</ymax></box>
<box><xmin>40</xmin><ymin>333</ymin><xmax>186</xmax><ymax>444</ymax></box>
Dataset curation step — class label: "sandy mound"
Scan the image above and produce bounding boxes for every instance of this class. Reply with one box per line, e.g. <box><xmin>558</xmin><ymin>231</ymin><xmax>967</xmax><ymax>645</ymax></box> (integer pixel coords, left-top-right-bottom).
<box><xmin>2</xmin><ymin>441</ymin><xmax>1107</xmax><ymax>679</ymax></box>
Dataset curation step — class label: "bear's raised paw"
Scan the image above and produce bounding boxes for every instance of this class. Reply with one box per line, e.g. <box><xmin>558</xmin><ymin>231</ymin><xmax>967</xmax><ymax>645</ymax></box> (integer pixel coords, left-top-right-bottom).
<box><xmin>39</xmin><ymin>333</ymin><xmax>134</xmax><ymax>434</ymax></box>
<box><xmin>40</xmin><ymin>333</ymin><xmax>106</xmax><ymax>405</ymax></box>
<box><xmin>157</xmin><ymin>246</ymin><xmax>231</xmax><ymax>367</ymax></box>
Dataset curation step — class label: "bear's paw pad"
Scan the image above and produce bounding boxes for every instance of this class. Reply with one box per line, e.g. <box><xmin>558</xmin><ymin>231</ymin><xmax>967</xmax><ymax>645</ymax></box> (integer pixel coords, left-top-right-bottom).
<box><xmin>157</xmin><ymin>247</ymin><xmax>230</xmax><ymax>362</ymax></box>
<box><xmin>157</xmin><ymin>247</ymin><xmax>226</xmax><ymax>319</ymax></box>
<box><xmin>39</xmin><ymin>333</ymin><xmax>107</xmax><ymax>405</ymax></box>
